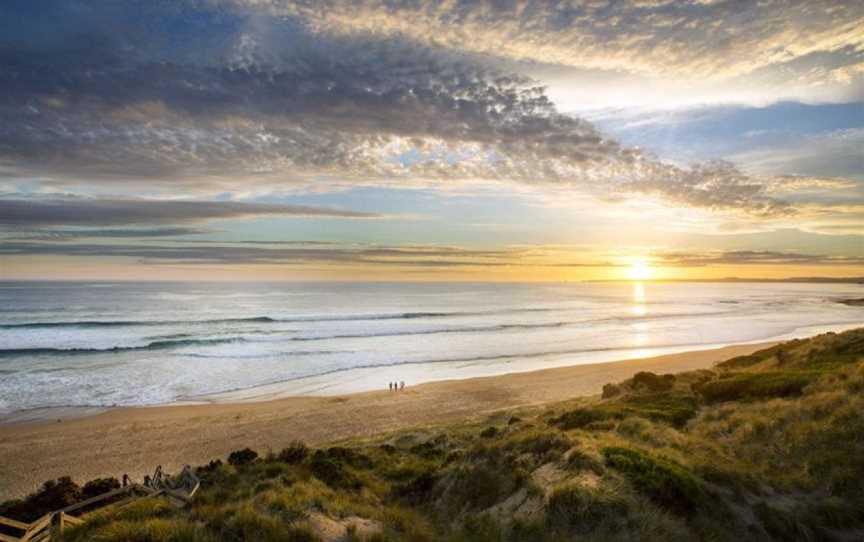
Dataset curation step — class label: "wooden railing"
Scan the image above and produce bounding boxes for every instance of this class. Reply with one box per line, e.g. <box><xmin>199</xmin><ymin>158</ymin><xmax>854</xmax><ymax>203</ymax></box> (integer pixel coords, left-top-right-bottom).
<box><xmin>0</xmin><ymin>466</ymin><xmax>200</xmax><ymax>542</ymax></box>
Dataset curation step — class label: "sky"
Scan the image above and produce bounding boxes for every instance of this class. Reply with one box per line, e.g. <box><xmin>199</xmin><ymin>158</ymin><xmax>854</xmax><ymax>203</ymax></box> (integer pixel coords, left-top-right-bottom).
<box><xmin>0</xmin><ymin>0</ymin><xmax>862</xmax><ymax>281</ymax></box>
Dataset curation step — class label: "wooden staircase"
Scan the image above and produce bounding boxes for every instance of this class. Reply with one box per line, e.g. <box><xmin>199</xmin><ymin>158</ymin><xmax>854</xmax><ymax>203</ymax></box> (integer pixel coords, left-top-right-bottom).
<box><xmin>0</xmin><ymin>466</ymin><xmax>200</xmax><ymax>542</ymax></box>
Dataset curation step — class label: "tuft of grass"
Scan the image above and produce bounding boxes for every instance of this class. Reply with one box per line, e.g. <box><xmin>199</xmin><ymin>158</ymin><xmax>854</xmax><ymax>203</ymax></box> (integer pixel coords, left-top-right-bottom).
<box><xmin>64</xmin><ymin>517</ymin><xmax>219</xmax><ymax>542</ymax></box>
<box><xmin>546</xmin><ymin>484</ymin><xmax>630</xmax><ymax>534</ymax></box>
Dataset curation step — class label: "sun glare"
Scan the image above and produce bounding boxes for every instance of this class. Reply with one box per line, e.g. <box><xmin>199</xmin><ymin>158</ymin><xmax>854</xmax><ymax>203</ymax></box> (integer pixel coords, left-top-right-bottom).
<box><xmin>627</xmin><ymin>258</ymin><xmax>654</xmax><ymax>281</ymax></box>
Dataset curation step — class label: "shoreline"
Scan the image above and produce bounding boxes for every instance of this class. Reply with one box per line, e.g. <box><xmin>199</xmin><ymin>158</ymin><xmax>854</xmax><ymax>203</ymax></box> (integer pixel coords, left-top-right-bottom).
<box><xmin>0</xmin><ymin>341</ymin><xmax>774</xmax><ymax>500</ymax></box>
<box><xmin>5</xmin><ymin>320</ymin><xmax>860</xmax><ymax>426</ymax></box>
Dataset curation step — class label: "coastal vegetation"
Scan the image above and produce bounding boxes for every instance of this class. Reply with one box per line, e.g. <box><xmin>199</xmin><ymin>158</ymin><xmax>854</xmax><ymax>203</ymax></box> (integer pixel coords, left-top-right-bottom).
<box><xmin>2</xmin><ymin>329</ymin><xmax>863</xmax><ymax>541</ymax></box>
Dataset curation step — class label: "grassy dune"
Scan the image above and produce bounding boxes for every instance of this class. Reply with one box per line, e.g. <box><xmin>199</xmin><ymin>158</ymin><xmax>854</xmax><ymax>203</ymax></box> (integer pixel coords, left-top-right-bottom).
<box><xmin>4</xmin><ymin>329</ymin><xmax>864</xmax><ymax>541</ymax></box>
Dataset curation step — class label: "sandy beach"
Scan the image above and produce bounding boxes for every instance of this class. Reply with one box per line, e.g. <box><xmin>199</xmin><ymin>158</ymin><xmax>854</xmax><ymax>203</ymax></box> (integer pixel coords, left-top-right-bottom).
<box><xmin>0</xmin><ymin>342</ymin><xmax>773</xmax><ymax>500</ymax></box>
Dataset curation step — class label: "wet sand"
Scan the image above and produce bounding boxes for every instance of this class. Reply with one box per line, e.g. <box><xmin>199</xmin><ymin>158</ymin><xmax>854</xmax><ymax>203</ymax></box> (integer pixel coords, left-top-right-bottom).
<box><xmin>0</xmin><ymin>342</ymin><xmax>771</xmax><ymax>499</ymax></box>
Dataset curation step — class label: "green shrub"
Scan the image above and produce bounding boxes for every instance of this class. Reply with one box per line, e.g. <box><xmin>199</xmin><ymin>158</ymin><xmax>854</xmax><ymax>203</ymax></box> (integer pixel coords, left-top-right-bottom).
<box><xmin>0</xmin><ymin>476</ymin><xmax>81</xmax><ymax>522</ymax></box>
<box><xmin>448</xmin><ymin>464</ymin><xmax>519</xmax><ymax>511</ymax></box>
<box><xmin>632</xmin><ymin>372</ymin><xmax>675</xmax><ymax>392</ymax></box>
<box><xmin>82</xmin><ymin>477</ymin><xmax>120</xmax><ymax>499</ymax></box>
<box><xmin>550</xmin><ymin>408</ymin><xmax>610</xmax><ymax>430</ymax></box>
<box><xmin>602</xmin><ymin>447</ymin><xmax>707</xmax><ymax>515</ymax></box>
<box><xmin>552</xmin><ymin>393</ymin><xmax>698</xmax><ymax>429</ymax></box>
<box><xmin>309</xmin><ymin>451</ymin><xmax>362</xmax><ymax>490</ymax></box>
<box><xmin>277</xmin><ymin>441</ymin><xmax>309</xmax><ymax>464</ymax></box>
<box><xmin>392</xmin><ymin>470</ymin><xmax>439</xmax><ymax>505</ymax></box>
<box><xmin>479</xmin><ymin>426</ymin><xmax>499</xmax><ymax>439</ymax></box>
<box><xmin>227</xmin><ymin>448</ymin><xmax>259</xmax><ymax>467</ymax></box>
<box><xmin>601</xmin><ymin>383</ymin><xmax>622</xmax><ymax>398</ymax></box>
<box><xmin>696</xmin><ymin>372</ymin><xmax>812</xmax><ymax>403</ymax></box>
<box><xmin>319</xmin><ymin>446</ymin><xmax>373</xmax><ymax>469</ymax></box>
<box><xmin>616</xmin><ymin>393</ymin><xmax>699</xmax><ymax>428</ymax></box>
<box><xmin>409</xmin><ymin>441</ymin><xmax>445</xmax><ymax>460</ymax></box>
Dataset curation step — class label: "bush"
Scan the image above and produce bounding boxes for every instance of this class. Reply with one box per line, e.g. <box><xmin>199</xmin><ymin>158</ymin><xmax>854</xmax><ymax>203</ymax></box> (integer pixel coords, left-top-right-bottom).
<box><xmin>409</xmin><ymin>441</ymin><xmax>444</xmax><ymax>460</ymax></box>
<box><xmin>546</xmin><ymin>484</ymin><xmax>629</xmax><ymax>533</ymax></box>
<box><xmin>553</xmin><ymin>393</ymin><xmax>698</xmax><ymax>429</ymax></box>
<box><xmin>392</xmin><ymin>470</ymin><xmax>439</xmax><ymax>505</ymax></box>
<box><xmin>0</xmin><ymin>476</ymin><xmax>82</xmax><ymax>522</ymax></box>
<box><xmin>602</xmin><ymin>447</ymin><xmax>707</xmax><ymax>515</ymax></box>
<box><xmin>632</xmin><ymin>372</ymin><xmax>675</xmax><ymax>392</ymax></box>
<box><xmin>228</xmin><ymin>448</ymin><xmax>259</xmax><ymax>466</ymax></box>
<box><xmin>616</xmin><ymin>393</ymin><xmax>699</xmax><ymax>428</ymax></box>
<box><xmin>309</xmin><ymin>450</ymin><xmax>362</xmax><ymax>490</ymax></box>
<box><xmin>82</xmin><ymin>477</ymin><xmax>121</xmax><ymax>499</ymax></box>
<box><xmin>602</xmin><ymin>383</ymin><xmax>622</xmax><ymax>398</ymax></box>
<box><xmin>448</xmin><ymin>464</ymin><xmax>520</xmax><ymax>511</ymax></box>
<box><xmin>278</xmin><ymin>441</ymin><xmax>309</xmax><ymax>464</ymax></box>
<box><xmin>479</xmin><ymin>426</ymin><xmax>499</xmax><ymax>439</ymax></box>
<box><xmin>320</xmin><ymin>446</ymin><xmax>373</xmax><ymax>469</ymax></box>
<box><xmin>550</xmin><ymin>408</ymin><xmax>610</xmax><ymax>430</ymax></box>
<box><xmin>696</xmin><ymin>372</ymin><xmax>812</xmax><ymax>403</ymax></box>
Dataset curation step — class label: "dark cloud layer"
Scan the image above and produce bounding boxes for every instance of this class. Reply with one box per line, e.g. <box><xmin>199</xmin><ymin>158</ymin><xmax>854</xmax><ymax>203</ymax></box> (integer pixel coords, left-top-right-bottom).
<box><xmin>7</xmin><ymin>227</ymin><xmax>209</xmax><ymax>241</ymax></box>
<box><xmin>0</xmin><ymin>199</ymin><xmax>379</xmax><ymax>227</ymax></box>
<box><xmin>0</xmin><ymin>0</ymin><xmax>792</xmax><ymax>215</ymax></box>
<box><xmin>658</xmin><ymin>250</ymin><xmax>864</xmax><ymax>267</ymax></box>
<box><xmin>1</xmin><ymin>240</ymin><xmax>859</xmax><ymax>269</ymax></box>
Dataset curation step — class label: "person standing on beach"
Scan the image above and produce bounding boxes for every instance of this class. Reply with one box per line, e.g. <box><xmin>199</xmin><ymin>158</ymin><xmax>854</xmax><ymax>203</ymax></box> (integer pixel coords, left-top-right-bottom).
<box><xmin>400</xmin><ymin>381</ymin><xmax>405</xmax><ymax>390</ymax></box>
<box><xmin>388</xmin><ymin>382</ymin><xmax>393</xmax><ymax>391</ymax></box>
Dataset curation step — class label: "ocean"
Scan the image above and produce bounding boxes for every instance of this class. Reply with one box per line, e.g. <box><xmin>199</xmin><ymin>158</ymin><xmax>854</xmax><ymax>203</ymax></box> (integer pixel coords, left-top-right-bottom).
<box><xmin>0</xmin><ymin>281</ymin><xmax>861</xmax><ymax>417</ymax></box>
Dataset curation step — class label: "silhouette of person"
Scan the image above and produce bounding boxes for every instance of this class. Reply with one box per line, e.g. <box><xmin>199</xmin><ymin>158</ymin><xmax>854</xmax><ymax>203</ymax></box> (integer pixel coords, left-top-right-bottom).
<box><xmin>122</xmin><ymin>473</ymin><xmax>130</xmax><ymax>487</ymax></box>
<box><xmin>400</xmin><ymin>381</ymin><xmax>405</xmax><ymax>390</ymax></box>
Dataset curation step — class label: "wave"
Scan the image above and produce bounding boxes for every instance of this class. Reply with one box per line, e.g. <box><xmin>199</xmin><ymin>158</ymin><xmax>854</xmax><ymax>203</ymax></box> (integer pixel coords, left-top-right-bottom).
<box><xmin>289</xmin><ymin>321</ymin><xmax>570</xmax><ymax>342</ymax></box>
<box><xmin>0</xmin><ymin>316</ymin><xmax>278</xmax><ymax>329</ymax></box>
<box><xmin>0</xmin><ymin>337</ymin><xmax>245</xmax><ymax>357</ymax></box>
<box><xmin>0</xmin><ymin>308</ymin><xmax>560</xmax><ymax>329</ymax></box>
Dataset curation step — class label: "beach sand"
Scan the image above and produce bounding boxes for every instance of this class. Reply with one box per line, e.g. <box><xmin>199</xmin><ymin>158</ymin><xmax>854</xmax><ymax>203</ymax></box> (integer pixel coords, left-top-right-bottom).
<box><xmin>0</xmin><ymin>342</ymin><xmax>771</xmax><ymax>500</ymax></box>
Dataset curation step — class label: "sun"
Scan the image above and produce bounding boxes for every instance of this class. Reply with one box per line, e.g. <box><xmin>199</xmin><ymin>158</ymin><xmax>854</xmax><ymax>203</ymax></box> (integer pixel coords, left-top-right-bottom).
<box><xmin>626</xmin><ymin>258</ymin><xmax>654</xmax><ymax>281</ymax></box>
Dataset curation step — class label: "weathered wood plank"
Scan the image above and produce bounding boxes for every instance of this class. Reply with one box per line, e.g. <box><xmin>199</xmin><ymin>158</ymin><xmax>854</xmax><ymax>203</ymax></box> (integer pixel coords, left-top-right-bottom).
<box><xmin>0</xmin><ymin>532</ymin><xmax>21</xmax><ymax>542</ymax></box>
<box><xmin>0</xmin><ymin>515</ymin><xmax>29</xmax><ymax>530</ymax></box>
<box><xmin>26</xmin><ymin>530</ymin><xmax>50</xmax><ymax>542</ymax></box>
<box><xmin>61</xmin><ymin>514</ymin><xmax>83</xmax><ymax>526</ymax></box>
<box><xmin>21</xmin><ymin>514</ymin><xmax>51</xmax><ymax>541</ymax></box>
<box><xmin>60</xmin><ymin>486</ymin><xmax>129</xmax><ymax>513</ymax></box>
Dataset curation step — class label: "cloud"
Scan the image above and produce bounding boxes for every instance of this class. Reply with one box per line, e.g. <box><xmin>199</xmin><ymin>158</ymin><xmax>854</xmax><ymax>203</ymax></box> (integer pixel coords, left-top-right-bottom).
<box><xmin>247</xmin><ymin>0</ymin><xmax>864</xmax><ymax>83</ymax></box>
<box><xmin>0</xmin><ymin>241</ymin><xmax>530</xmax><ymax>267</ymax></box>
<box><xmin>0</xmin><ymin>0</ymin><xmax>794</xmax><ymax>216</ymax></box>
<box><xmin>5</xmin><ymin>227</ymin><xmax>210</xmax><ymax>241</ymax></box>
<box><xmin>656</xmin><ymin>249</ymin><xmax>864</xmax><ymax>267</ymax></box>
<box><xmin>0</xmin><ymin>199</ymin><xmax>381</xmax><ymax>227</ymax></box>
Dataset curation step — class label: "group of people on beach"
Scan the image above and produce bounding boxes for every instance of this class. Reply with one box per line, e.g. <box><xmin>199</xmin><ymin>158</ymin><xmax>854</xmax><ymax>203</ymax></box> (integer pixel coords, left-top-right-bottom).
<box><xmin>389</xmin><ymin>381</ymin><xmax>405</xmax><ymax>391</ymax></box>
